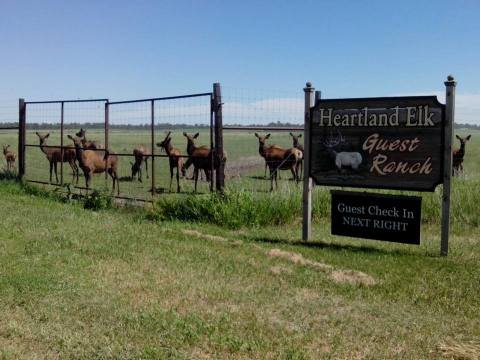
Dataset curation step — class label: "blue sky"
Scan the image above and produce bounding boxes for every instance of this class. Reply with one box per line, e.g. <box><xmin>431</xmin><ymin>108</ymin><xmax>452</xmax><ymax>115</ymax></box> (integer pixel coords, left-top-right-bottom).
<box><xmin>1</xmin><ymin>0</ymin><xmax>479</xmax><ymax>123</ymax></box>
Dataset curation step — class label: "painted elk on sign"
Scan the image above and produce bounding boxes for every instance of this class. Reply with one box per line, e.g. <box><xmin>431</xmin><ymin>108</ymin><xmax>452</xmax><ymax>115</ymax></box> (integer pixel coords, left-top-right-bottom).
<box><xmin>322</xmin><ymin>131</ymin><xmax>363</xmax><ymax>171</ymax></box>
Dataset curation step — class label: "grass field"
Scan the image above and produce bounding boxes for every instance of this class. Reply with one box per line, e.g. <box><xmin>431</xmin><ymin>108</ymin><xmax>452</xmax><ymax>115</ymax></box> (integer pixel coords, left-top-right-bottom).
<box><xmin>0</xmin><ymin>128</ymin><xmax>479</xmax><ymax>359</ymax></box>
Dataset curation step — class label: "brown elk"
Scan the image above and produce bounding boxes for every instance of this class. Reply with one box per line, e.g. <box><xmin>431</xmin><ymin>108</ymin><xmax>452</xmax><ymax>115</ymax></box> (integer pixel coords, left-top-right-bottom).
<box><xmin>452</xmin><ymin>134</ymin><xmax>471</xmax><ymax>176</ymax></box>
<box><xmin>3</xmin><ymin>145</ymin><xmax>16</xmax><ymax>171</ymax></box>
<box><xmin>255</xmin><ymin>133</ymin><xmax>272</xmax><ymax>179</ymax></box>
<box><xmin>255</xmin><ymin>133</ymin><xmax>302</xmax><ymax>191</ymax></box>
<box><xmin>181</xmin><ymin>132</ymin><xmax>226</xmax><ymax>192</ymax></box>
<box><xmin>290</xmin><ymin>132</ymin><xmax>304</xmax><ymax>178</ymax></box>
<box><xmin>156</xmin><ymin>131</ymin><xmax>183</xmax><ymax>193</ymax></box>
<box><xmin>67</xmin><ymin>135</ymin><xmax>119</xmax><ymax>195</ymax></box>
<box><xmin>35</xmin><ymin>132</ymin><xmax>79</xmax><ymax>184</ymax></box>
<box><xmin>75</xmin><ymin>128</ymin><xmax>104</xmax><ymax>150</ymax></box>
<box><xmin>131</xmin><ymin>145</ymin><xmax>151</xmax><ymax>182</ymax></box>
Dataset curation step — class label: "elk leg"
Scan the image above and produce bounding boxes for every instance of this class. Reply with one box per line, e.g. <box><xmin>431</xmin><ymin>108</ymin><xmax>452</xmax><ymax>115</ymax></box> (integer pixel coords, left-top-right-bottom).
<box><xmin>176</xmin><ymin>166</ymin><xmax>180</xmax><ymax>193</ymax></box>
<box><xmin>85</xmin><ymin>171</ymin><xmax>91</xmax><ymax>194</ymax></box>
<box><xmin>145</xmin><ymin>157</ymin><xmax>149</xmax><ymax>179</ymax></box>
<box><xmin>269</xmin><ymin>167</ymin><xmax>274</xmax><ymax>192</ymax></box>
<box><xmin>169</xmin><ymin>165</ymin><xmax>174</xmax><ymax>192</ymax></box>
<box><xmin>49</xmin><ymin>161</ymin><xmax>53</xmax><ymax>183</ymax></box>
<box><xmin>69</xmin><ymin>160</ymin><xmax>76</xmax><ymax>184</ymax></box>
<box><xmin>194</xmin><ymin>167</ymin><xmax>199</xmax><ymax>193</ymax></box>
<box><xmin>54</xmin><ymin>162</ymin><xmax>59</xmax><ymax>183</ymax></box>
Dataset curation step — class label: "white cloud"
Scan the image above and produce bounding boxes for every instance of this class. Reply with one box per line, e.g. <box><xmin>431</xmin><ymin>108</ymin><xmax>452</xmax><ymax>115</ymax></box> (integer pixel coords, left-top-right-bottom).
<box><xmin>392</xmin><ymin>91</ymin><xmax>480</xmax><ymax>125</ymax></box>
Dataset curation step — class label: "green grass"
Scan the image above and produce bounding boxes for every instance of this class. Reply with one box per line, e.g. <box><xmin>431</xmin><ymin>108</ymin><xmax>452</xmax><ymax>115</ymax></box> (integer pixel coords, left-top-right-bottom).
<box><xmin>0</xmin><ymin>180</ymin><xmax>479</xmax><ymax>359</ymax></box>
<box><xmin>0</xmin><ymin>128</ymin><xmax>479</xmax><ymax>358</ymax></box>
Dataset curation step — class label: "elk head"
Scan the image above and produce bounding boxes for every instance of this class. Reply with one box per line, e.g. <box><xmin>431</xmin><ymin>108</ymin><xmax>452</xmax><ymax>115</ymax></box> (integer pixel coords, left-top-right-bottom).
<box><xmin>35</xmin><ymin>132</ymin><xmax>50</xmax><ymax>145</ymax></box>
<box><xmin>3</xmin><ymin>144</ymin><xmax>10</xmax><ymax>155</ymax></box>
<box><xmin>289</xmin><ymin>132</ymin><xmax>302</xmax><ymax>146</ymax></box>
<box><xmin>76</xmin><ymin>128</ymin><xmax>86</xmax><ymax>138</ymax></box>
<box><xmin>183</xmin><ymin>132</ymin><xmax>199</xmax><ymax>153</ymax></box>
<box><xmin>456</xmin><ymin>134</ymin><xmax>471</xmax><ymax>147</ymax></box>
<box><xmin>157</xmin><ymin>131</ymin><xmax>172</xmax><ymax>151</ymax></box>
<box><xmin>254</xmin><ymin>132</ymin><xmax>271</xmax><ymax>146</ymax></box>
<box><xmin>67</xmin><ymin>134</ymin><xmax>83</xmax><ymax>148</ymax></box>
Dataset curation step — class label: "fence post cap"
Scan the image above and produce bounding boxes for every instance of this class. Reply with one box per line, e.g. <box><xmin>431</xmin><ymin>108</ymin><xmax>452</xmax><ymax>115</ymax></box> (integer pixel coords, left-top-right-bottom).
<box><xmin>445</xmin><ymin>75</ymin><xmax>456</xmax><ymax>86</ymax></box>
<box><xmin>304</xmin><ymin>82</ymin><xmax>314</xmax><ymax>92</ymax></box>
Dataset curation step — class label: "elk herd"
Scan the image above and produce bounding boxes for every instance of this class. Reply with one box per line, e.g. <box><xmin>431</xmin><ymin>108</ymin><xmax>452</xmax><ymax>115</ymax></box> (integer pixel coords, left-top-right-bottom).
<box><xmin>0</xmin><ymin>130</ymin><xmax>475</xmax><ymax>193</ymax></box>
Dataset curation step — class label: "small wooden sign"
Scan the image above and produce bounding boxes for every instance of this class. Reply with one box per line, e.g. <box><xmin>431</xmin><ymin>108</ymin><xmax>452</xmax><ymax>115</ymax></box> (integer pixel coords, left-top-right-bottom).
<box><xmin>310</xmin><ymin>96</ymin><xmax>445</xmax><ymax>191</ymax></box>
<box><xmin>331</xmin><ymin>190</ymin><xmax>421</xmax><ymax>244</ymax></box>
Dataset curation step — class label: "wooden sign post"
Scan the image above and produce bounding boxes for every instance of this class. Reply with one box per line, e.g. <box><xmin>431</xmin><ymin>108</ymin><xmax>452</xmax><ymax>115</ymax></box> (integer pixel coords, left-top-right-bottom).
<box><xmin>302</xmin><ymin>82</ymin><xmax>314</xmax><ymax>241</ymax></box>
<box><xmin>441</xmin><ymin>76</ymin><xmax>456</xmax><ymax>256</ymax></box>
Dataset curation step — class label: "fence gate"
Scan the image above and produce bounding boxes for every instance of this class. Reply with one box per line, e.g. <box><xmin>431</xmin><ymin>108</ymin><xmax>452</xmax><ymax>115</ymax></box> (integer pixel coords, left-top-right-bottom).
<box><xmin>18</xmin><ymin>84</ymin><xmax>224</xmax><ymax>200</ymax></box>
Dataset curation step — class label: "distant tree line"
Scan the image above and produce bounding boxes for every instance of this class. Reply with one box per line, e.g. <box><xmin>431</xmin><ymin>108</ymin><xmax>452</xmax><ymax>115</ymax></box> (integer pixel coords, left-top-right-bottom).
<box><xmin>0</xmin><ymin>121</ymin><xmax>478</xmax><ymax>130</ymax></box>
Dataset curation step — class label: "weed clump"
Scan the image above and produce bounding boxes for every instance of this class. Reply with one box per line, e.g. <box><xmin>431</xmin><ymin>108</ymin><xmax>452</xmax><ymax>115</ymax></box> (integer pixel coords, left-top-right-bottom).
<box><xmin>148</xmin><ymin>189</ymin><xmax>301</xmax><ymax>229</ymax></box>
<box><xmin>83</xmin><ymin>189</ymin><xmax>113</xmax><ymax>210</ymax></box>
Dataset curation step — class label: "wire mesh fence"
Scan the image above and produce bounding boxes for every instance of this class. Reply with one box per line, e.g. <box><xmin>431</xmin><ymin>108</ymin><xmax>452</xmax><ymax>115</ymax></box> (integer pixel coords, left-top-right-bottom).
<box><xmin>0</xmin><ymin>102</ymin><xmax>19</xmax><ymax>175</ymax></box>
<box><xmin>3</xmin><ymin>84</ymin><xmax>309</xmax><ymax>196</ymax></box>
<box><xmin>221</xmin><ymin>87</ymin><xmax>305</xmax><ymax>192</ymax></box>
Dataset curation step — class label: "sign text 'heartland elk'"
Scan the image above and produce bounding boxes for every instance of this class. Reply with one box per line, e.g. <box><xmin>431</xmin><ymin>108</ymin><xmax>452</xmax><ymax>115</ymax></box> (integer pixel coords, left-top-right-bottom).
<box><xmin>310</xmin><ymin>96</ymin><xmax>445</xmax><ymax>191</ymax></box>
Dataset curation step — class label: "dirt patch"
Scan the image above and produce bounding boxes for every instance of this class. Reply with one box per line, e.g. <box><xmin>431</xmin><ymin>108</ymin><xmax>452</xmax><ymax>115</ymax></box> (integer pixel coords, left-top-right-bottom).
<box><xmin>225</xmin><ymin>156</ymin><xmax>264</xmax><ymax>178</ymax></box>
<box><xmin>438</xmin><ymin>339</ymin><xmax>480</xmax><ymax>360</ymax></box>
<box><xmin>267</xmin><ymin>248</ymin><xmax>376</xmax><ymax>286</ymax></box>
<box><xmin>270</xmin><ymin>265</ymin><xmax>293</xmax><ymax>275</ymax></box>
<box><xmin>331</xmin><ymin>270</ymin><xmax>376</xmax><ymax>287</ymax></box>
<box><xmin>267</xmin><ymin>248</ymin><xmax>333</xmax><ymax>272</ymax></box>
<box><xmin>182</xmin><ymin>229</ymin><xmax>228</xmax><ymax>242</ymax></box>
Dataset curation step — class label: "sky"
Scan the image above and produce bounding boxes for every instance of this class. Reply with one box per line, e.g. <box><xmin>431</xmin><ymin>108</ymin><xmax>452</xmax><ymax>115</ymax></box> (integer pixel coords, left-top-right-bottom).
<box><xmin>0</xmin><ymin>0</ymin><xmax>479</xmax><ymax>124</ymax></box>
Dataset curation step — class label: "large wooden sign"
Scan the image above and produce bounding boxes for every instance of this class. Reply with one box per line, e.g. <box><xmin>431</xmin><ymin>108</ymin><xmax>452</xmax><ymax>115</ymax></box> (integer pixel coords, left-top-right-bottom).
<box><xmin>310</xmin><ymin>96</ymin><xmax>445</xmax><ymax>191</ymax></box>
<box><xmin>331</xmin><ymin>191</ymin><xmax>421</xmax><ymax>244</ymax></box>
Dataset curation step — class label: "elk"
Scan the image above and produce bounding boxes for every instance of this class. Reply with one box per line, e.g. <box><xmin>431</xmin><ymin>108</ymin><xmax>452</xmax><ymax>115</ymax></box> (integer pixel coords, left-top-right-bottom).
<box><xmin>3</xmin><ymin>145</ymin><xmax>16</xmax><ymax>171</ymax></box>
<box><xmin>255</xmin><ymin>133</ymin><xmax>302</xmax><ymax>191</ymax></box>
<box><xmin>255</xmin><ymin>133</ymin><xmax>272</xmax><ymax>179</ymax></box>
<box><xmin>67</xmin><ymin>135</ymin><xmax>119</xmax><ymax>195</ymax></box>
<box><xmin>131</xmin><ymin>145</ymin><xmax>151</xmax><ymax>182</ymax></box>
<box><xmin>75</xmin><ymin>128</ymin><xmax>104</xmax><ymax>150</ymax></box>
<box><xmin>35</xmin><ymin>132</ymin><xmax>79</xmax><ymax>184</ymax></box>
<box><xmin>290</xmin><ymin>132</ymin><xmax>304</xmax><ymax>178</ymax></box>
<box><xmin>156</xmin><ymin>131</ymin><xmax>183</xmax><ymax>193</ymax></box>
<box><xmin>452</xmin><ymin>134</ymin><xmax>471</xmax><ymax>176</ymax></box>
<box><xmin>181</xmin><ymin>132</ymin><xmax>226</xmax><ymax>192</ymax></box>
<box><xmin>322</xmin><ymin>131</ymin><xmax>362</xmax><ymax>171</ymax></box>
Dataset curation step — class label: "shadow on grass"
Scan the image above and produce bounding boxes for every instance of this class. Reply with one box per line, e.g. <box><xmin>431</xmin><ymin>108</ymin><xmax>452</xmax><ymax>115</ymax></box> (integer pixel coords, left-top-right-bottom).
<box><xmin>245</xmin><ymin>234</ymin><xmax>440</xmax><ymax>258</ymax></box>
<box><xmin>0</xmin><ymin>169</ymin><xmax>18</xmax><ymax>180</ymax></box>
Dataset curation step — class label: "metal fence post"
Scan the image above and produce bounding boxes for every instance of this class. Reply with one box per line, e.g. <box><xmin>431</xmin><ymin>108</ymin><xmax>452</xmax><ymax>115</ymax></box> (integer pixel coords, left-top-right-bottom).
<box><xmin>151</xmin><ymin>100</ymin><xmax>156</xmax><ymax>197</ymax></box>
<box><xmin>441</xmin><ymin>75</ymin><xmax>456</xmax><ymax>256</ymax></box>
<box><xmin>18</xmin><ymin>98</ymin><xmax>26</xmax><ymax>180</ymax></box>
<box><xmin>60</xmin><ymin>101</ymin><xmax>64</xmax><ymax>186</ymax></box>
<box><xmin>302</xmin><ymin>82</ymin><xmax>315</xmax><ymax>241</ymax></box>
<box><xmin>105</xmin><ymin>100</ymin><xmax>109</xmax><ymax>180</ymax></box>
<box><xmin>213</xmin><ymin>83</ymin><xmax>224</xmax><ymax>192</ymax></box>
<box><xmin>210</xmin><ymin>94</ymin><xmax>215</xmax><ymax>192</ymax></box>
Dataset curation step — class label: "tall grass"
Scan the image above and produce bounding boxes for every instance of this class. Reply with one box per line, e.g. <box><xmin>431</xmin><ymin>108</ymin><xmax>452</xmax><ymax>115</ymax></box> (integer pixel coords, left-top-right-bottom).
<box><xmin>148</xmin><ymin>189</ymin><xmax>303</xmax><ymax>229</ymax></box>
<box><xmin>149</xmin><ymin>179</ymin><xmax>480</xmax><ymax>229</ymax></box>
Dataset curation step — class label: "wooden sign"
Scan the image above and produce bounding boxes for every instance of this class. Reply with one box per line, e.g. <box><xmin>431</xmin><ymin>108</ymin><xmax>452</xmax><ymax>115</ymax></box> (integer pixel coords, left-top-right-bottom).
<box><xmin>310</xmin><ymin>96</ymin><xmax>445</xmax><ymax>191</ymax></box>
<box><xmin>331</xmin><ymin>190</ymin><xmax>421</xmax><ymax>244</ymax></box>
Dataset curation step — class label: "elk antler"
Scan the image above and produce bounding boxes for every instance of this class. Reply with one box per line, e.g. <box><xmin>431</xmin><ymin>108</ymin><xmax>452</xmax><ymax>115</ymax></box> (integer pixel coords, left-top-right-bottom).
<box><xmin>322</xmin><ymin>130</ymin><xmax>345</xmax><ymax>148</ymax></box>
